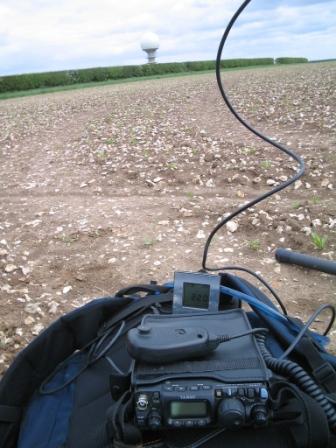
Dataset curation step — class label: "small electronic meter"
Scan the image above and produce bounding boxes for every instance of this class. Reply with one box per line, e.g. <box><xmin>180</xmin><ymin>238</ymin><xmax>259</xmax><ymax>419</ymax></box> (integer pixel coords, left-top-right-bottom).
<box><xmin>173</xmin><ymin>271</ymin><xmax>221</xmax><ymax>314</ymax></box>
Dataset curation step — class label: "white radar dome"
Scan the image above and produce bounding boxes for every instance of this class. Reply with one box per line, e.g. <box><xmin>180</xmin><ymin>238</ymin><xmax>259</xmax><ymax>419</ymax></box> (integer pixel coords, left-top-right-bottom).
<box><xmin>140</xmin><ymin>32</ymin><xmax>160</xmax><ymax>51</ymax></box>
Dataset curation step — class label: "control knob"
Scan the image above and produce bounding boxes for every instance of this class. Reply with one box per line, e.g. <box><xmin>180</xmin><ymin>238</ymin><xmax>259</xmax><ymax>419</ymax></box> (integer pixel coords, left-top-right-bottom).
<box><xmin>218</xmin><ymin>398</ymin><xmax>245</xmax><ymax>429</ymax></box>
<box><xmin>136</xmin><ymin>395</ymin><xmax>149</xmax><ymax>410</ymax></box>
<box><xmin>148</xmin><ymin>411</ymin><xmax>162</xmax><ymax>430</ymax></box>
<box><xmin>252</xmin><ymin>405</ymin><xmax>268</xmax><ymax>426</ymax></box>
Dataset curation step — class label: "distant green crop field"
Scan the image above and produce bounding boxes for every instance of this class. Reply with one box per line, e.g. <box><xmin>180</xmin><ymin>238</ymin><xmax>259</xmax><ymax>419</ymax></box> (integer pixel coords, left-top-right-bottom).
<box><xmin>0</xmin><ymin>57</ymin><xmax>309</xmax><ymax>100</ymax></box>
<box><xmin>275</xmin><ymin>57</ymin><xmax>308</xmax><ymax>64</ymax></box>
<box><xmin>0</xmin><ymin>58</ymin><xmax>275</xmax><ymax>94</ymax></box>
<box><xmin>0</xmin><ymin>71</ymin><xmax>214</xmax><ymax>100</ymax></box>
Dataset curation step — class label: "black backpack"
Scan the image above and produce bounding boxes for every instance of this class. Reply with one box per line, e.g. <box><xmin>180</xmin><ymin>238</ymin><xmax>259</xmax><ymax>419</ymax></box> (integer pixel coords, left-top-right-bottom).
<box><xmin>1</xmin><ymin>273</ymin><xmax>336</xmax><ymax>448</ymax></box>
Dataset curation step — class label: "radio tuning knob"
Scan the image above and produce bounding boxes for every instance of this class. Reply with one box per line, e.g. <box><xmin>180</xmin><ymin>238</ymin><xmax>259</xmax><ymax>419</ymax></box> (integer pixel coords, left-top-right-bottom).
<box><xmin>252</xmin><ymin>405</ymin><xmax>268</xmax><ymax>426</ymax></box>
<box><xmin>148</xmin><ymin>411</ymin><xmax>162</xmax><ymax>430</ymax></box>
<box><xmin>136</xmin><ymin>395</ymin><xmax>149</xmax><ymax>410</ymax></box>
<box><xmin>218</xmin><ymin>398</ymin><xmax>245</xmax><ymax>429</ymax></box>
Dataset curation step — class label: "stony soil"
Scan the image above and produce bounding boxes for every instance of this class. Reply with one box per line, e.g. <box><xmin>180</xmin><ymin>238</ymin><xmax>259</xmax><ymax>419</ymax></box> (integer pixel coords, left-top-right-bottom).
<box><xmin>0</xmin><ymin>63</ymin><xmax>335</xmax><ymax>376</ymax></box>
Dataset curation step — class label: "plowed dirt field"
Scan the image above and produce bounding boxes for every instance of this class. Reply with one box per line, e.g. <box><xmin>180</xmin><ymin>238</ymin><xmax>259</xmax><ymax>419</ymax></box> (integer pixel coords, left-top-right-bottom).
<box><xmin>0</xmin><ymin>62</ymin><xmax>335</xmax><ymax>375</ymax></box>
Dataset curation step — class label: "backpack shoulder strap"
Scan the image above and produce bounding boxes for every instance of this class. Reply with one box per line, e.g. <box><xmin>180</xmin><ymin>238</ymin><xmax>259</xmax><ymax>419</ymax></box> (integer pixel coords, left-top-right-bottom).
<box><xmin>0</xmin><ymin>286</ymin><xmax>173</xmax><ymax>448</ymax></box>
<box><xmin>0</xmin><ymin>295</ymin><xmax>129</xmax><ymax>448</ymax></box>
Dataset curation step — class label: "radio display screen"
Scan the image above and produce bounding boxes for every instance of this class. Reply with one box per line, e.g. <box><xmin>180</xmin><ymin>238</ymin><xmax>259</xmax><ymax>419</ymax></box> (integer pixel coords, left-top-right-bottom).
<box><xmin>170</xmin><ymin>401</ymin><xmax>207</xmax><ymax>418</ymax></box>
<box><xmin>182</xmin><ymin>282</ymin><xmax>210</xmax><ymax>309</ymax></box>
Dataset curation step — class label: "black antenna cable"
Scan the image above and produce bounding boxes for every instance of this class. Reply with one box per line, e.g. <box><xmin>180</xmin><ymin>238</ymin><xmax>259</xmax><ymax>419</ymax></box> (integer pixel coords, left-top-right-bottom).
<box><xmin>202</xmin><ymin>0</ymin><xmax>305</xmax><ymax>271</ymax></box>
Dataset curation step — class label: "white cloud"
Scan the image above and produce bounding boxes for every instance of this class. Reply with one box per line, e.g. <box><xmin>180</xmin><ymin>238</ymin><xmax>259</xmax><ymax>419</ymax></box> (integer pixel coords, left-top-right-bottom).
<box><xmin>0</xmin><ymin>0</ymin><xmax>335</xmax><ymax>75</ymax></box>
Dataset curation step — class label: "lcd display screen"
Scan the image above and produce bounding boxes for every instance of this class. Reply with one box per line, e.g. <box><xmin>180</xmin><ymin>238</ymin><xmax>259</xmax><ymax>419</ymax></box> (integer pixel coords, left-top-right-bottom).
<box><xmin>170</xmin><ymin>401</ymin><xmax>208</xmax><ymax>418</ymax></box>
<box><xmin>182</xmin><ymin>282</ymin><xmax>210</xmax><ymax>309</ymax></box>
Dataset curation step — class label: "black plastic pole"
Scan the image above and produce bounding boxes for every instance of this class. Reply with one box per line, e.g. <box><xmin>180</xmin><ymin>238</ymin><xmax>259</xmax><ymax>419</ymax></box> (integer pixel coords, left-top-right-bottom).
<box><xmin>275</xmin><ymin>248</ymin><xmax>336</xmax><ymax>275</ymax></box>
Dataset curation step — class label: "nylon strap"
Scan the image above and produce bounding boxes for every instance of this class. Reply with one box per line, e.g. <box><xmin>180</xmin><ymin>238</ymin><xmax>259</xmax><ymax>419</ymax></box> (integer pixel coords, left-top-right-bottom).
<box><xmin>297</xmin><ymin>337</ymin><xmax>336</xmax><ymax>393</ymax></box>
<box><xmin>99</xmin><ymin>292</ymin><xmax>173</xmax><ymax>336</ymax></box>
<box><xmin>0</xmin><ymin>405</ymin><xmax>21</xmax><ymax>423</ymax></box>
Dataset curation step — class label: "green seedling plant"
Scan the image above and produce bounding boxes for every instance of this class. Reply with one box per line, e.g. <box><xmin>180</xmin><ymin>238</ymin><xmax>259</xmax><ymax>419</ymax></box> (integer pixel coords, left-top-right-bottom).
<box><xmin>58</xmin><ymin>234</ymin><xmax>79</xmax><ymax>245</ymax></box>
<box><xmin>143</xmin><ymin>238</ymin><xmax>154</xmax><ymax>247</ymax></box>
<box><xmin>96</xmin><ymin>150</ymin><xmax>108</xmax><ymax>161</ymax></box>
<box><xmin>243</xmin><ymin>146</ymin><xmax>257</xmax><ymax>155</ymax></box>
<box><xmin>167</xmin><ymin>162</ymin><xmax>177</xmax><ymax>171</ymax></box>
<box><xmin>311</xmin><ymin>231</ymin><xmax>327</xmax><ymax>250</ymax></box>
<box><xmin>311</xmin><ymin>195</ymin><xmax>321</xmax><ymax>205</ymax></box>
<box><xmin>248</xmin><ymin>239</ymin><xmax>261</xmax><ymax>251</ymax></box>
<box><xmin>292</xmin><ymin>201</ymin><xmax>302</xmax><ymax>210</ymax></box>
<box><xmin>260</xmin><ymin>160</ymin><xmax>271</xmax><ymax>170</ymax></box>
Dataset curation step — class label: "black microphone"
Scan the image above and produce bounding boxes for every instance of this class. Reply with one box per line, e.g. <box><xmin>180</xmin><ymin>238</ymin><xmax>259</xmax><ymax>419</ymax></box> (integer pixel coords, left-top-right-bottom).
<box><xmin>275</xmin><ymin>248</ymin><xmax>336</xmax><ymax>276</ymax></box>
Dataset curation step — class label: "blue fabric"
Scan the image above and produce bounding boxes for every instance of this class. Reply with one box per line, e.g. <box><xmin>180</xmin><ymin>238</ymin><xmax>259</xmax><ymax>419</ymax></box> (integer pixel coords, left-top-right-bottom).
<box><xmin>18</xmin><ymin>353</ymin><xmax>86</xmax><ymax>448</ymax></box>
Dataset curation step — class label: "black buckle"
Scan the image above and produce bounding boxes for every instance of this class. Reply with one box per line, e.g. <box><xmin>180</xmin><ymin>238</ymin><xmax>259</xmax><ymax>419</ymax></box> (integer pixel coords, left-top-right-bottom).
<box><xmin>313</xmin><ymin>362</ymin><xmax>336</xmax><ymax>393</ymax></box>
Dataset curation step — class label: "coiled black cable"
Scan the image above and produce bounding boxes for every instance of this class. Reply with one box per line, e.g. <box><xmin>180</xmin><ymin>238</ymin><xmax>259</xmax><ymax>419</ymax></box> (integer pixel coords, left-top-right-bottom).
<box><xmin>202</xmin><ymin>0</ymin><xmax>305</xmax><ymax>271</ymax></box>
<box><xmin>256</xmin><ymin>333</ymin><xmax>336</xmax><ymax>431</ymax></box>
<box><xmin>279</xmin><ymin>304</ymin><xmax>336</xmax><ymax>360</ymax></box>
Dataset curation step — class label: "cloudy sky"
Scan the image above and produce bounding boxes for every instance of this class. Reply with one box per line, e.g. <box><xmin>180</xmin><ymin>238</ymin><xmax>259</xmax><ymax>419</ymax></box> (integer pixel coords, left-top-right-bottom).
<box><xmin>0</xmin><ymin>0</ymin><xmax>335</xmax><ymax>76</ymax></box>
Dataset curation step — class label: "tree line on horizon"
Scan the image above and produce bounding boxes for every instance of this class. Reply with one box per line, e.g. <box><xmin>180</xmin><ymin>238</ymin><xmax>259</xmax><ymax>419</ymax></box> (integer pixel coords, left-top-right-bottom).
<box><xmin>0</xmin><ymin>57</ymin><xmax>308</xmax><ymax>94</ymax></box>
